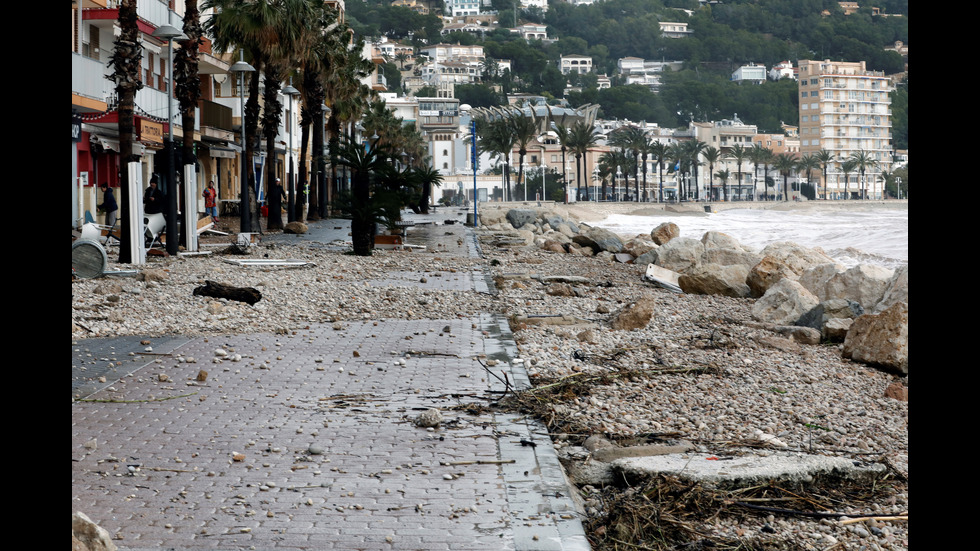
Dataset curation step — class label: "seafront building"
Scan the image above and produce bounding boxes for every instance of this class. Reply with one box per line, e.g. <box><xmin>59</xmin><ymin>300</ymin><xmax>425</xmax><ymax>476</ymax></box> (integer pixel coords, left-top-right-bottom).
<box><xmin>797</xmin><ymin>59</ymin><xmax>893</xmax><ymax>199</ymax></box>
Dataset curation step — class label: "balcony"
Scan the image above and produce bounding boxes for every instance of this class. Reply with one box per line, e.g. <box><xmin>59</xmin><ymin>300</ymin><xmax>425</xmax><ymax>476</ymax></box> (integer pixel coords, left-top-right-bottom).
<box><xmin>72</xmin><ymin>53</ymin><xmax>111</xmax><ymax>111</ymax></box>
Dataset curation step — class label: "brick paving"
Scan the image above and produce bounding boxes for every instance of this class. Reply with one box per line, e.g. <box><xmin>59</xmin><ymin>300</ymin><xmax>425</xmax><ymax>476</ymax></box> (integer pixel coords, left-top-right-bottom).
<box><xmin>73</xmin><ymin>215</ymin><xmax>588</xmax><ymax>551</ymax></box>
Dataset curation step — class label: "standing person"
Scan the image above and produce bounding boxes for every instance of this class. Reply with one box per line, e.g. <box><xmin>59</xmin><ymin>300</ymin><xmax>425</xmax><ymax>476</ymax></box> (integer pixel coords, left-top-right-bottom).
<box><xmin>144</xmin><ymin>175</ymin><xmax>164</xmax><ymax>214</ymax></box>
<box><xmin>203</xmin><ymin>180</ymin><xmax>219</xmax><ymax>226</ymax></box>
<box><xmin>97</xmin><ymin>182</ymin><xmax>118</xmax><ymax>227</ymax></box>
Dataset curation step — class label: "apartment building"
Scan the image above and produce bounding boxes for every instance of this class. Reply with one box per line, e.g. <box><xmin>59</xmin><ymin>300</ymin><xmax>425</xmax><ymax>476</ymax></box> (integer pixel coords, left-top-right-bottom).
<box><xmin>71</xmin><ymin>0</ymin><xmax>237</xmax><ymax>229</ymax></box>
<box><xmin>798</xmin><ymin>59</ymin><xmax>892</xmax><ymax>199</ymax></box>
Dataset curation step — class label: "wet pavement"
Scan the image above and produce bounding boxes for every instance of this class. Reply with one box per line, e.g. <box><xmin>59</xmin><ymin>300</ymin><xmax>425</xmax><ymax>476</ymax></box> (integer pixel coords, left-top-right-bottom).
<box><xmin>72</xmin><ymin>212</ymin><xmax>588</xmax><ymax>551</ymax></box>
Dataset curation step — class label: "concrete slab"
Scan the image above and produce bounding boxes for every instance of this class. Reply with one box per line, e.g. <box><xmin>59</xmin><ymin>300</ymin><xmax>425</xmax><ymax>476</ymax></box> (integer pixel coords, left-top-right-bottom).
<box><xmin>613</xmin><ymin>452</ymin><xmax>887</xmax><ymax>487</ymax></box>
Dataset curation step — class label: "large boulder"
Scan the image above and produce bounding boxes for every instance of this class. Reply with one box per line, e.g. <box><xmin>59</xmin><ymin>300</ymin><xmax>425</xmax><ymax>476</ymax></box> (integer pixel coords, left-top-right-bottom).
<box><xmin>825</xmin><ymin>264</ymin><xmax>895</xmax><ymax>310</ymax></box>
<box><xmin>654</xmin><ymin>237</ymin><xmax>704</xmax><ymax>274</ymax></box>
<box><xmin>701</xmin><ymin>231</ymin><xmax>747</xmax><ymax>251</ymax></box>
<box><xmin>796</xmin><ymin>298</ymin><xmax>864</xmax><ymax>341</ymax></box>
<box><xmin>799</xmin><ymin>263</ymin><xmax>842</xmax><ymax>300</ymax></box>
<box><xmin>758</xmin><ymin>242</ymin><xmax>836</xmax><ymax>276</ymax></box>
<box><xmin>874</xmin><ymin>265</ymin><xmax>908</xmax><ymax>313</ymax></box>
<box><xmin>679</xmin><ymin>263</ymin><xmax>751</xmax><ymax>298</ymax></box>
<box><xmin>624</xmin><ymin>238</ymin><xmax>656</xmax><ymax>258</ymax></box>
<box><xmin>72</xmin><ymin>512</ymin><xmax>117</xmax><ymax>551</ymax></box>
<box><xmin>555</xmin><ymin>222</ymin><xmax>578</xmax><ymax>237</ymax></box>
<box><xmin>506</xmin><ymin>209</ymin><xmax>537</xmax><ymax>229</ymax></box>
<box><xmin>747</xmin><ymin>256</ymin><xmax>798</xmax><ymax>298</ymax></box>
<box><xmin>650</xmin><ymin>222</ymin><xmax>680</xmax><ymax>245</ymax></box>
<box><xmin>843</xmin><ymin>302</ymin><xmax>908</xmax><ymax>374</ymax></box>
<box><xmin>543</xmin><ymin>214</ymin><xmax>565</xmax><ymax>231</ymax></box>
<box><xmin>701</xmin><ymin>248</ymin><xmax>763</xmax><ymax>270</ymax></box>
<box><xmin>611</xmin><ymin>295</ymin><xmax>657</xmax><ymax>331</ymax></box>
<box><xmin>585</xmin><ymin>226</ymin><xmax>625</xmax><ymax>253</ymax></box>
<box><xmin>751</xmin><ymin>278</ymin><xmax>820</xmax><ymax>325</ymax></box>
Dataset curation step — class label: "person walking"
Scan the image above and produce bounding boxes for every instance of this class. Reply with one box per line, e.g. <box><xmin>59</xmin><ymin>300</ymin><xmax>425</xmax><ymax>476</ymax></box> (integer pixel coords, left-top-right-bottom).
<box><xmin>203</xmin><ymin>180</ymin><xmax>219</xmax><ymax>226</ymax></box>
<box><xmin>97</xmin><ymin>182</ymin><xmax>118</xmax><ymax>227</ymax></box>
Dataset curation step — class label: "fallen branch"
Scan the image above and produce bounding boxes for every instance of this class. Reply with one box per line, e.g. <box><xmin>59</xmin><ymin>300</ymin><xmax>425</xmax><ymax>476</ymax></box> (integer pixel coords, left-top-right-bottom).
<box><xmin>192</xmin><ymin>280</ymin><xmax>262</xmax><ymax>305</ymax></box>
<box><xmin>440</xmin><ymin>459</ymin><xmax>515</xmax><ymax>465</ymax></box>
<box><xmin>839</xmin><ymin>515</ymin><xmax>908</xmax><ymax>524</ymax></box>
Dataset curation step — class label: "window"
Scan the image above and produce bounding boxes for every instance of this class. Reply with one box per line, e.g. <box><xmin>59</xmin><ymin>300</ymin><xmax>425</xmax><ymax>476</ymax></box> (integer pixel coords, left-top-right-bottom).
<box><xmin>801</xmin><ymin>91</ymin><xmax>807</xmax><ymax>98</ymax></box>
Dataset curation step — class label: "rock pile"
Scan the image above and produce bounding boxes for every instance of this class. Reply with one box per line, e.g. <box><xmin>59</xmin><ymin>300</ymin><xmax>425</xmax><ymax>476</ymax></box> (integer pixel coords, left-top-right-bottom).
<box><xmin>483</xmin><ymin>206</ymin><xmax>908</xmax><ymax>374</ymax></box>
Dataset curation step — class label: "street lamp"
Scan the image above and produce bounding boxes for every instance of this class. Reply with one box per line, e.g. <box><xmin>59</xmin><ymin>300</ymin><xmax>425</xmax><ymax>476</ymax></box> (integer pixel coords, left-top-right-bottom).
<box><xmin>230</xmin><ymin>53</ymin><xmax>255</xmax><ymax>233</ymax></box>
<box><xmin>151</xmin><ymin>23</ymin><xmax>186</xmax><ymax>255</ymax></box>
<box><xmin>282</xmin><ymin>81</ymin><xmax>300</xmax><ymax>222</ymax></box>
<box><xmin>616</xmin><ymin>166</ymin><xmax>622</xmax><ymax>202</ymax></box>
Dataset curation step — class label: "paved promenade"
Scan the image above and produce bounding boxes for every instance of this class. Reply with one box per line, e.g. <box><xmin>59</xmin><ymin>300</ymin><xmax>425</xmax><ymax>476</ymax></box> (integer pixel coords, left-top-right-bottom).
<box><xmin>72</xmin><ymin>212</ymin><xmax>588</xmax><ymax>551</ymax></box>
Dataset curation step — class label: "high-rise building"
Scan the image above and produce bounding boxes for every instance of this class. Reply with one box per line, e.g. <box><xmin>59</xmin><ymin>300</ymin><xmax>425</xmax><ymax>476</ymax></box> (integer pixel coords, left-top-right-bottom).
<box><xmin>798</xmin><ymin>59</ymin><xmax>893</xmax><ymax>199</ymax></box>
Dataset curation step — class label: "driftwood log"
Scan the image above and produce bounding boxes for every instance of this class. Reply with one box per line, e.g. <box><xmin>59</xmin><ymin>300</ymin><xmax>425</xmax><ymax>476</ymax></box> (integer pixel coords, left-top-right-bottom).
<box><xmin>193</xmin><ymin>280</ymin><xmax>262</xmax><ymax>305</ymax></box>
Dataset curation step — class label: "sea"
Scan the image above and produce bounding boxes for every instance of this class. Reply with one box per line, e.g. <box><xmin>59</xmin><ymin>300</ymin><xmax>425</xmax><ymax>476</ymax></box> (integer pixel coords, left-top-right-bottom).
<box><xmin>596</xmin><ymin>206</ymin><xmax>908</xmax><ymax>269</ymax></box>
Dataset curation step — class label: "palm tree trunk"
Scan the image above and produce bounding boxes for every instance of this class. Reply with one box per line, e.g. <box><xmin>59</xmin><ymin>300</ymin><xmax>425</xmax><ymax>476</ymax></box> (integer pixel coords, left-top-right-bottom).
<box><xmin>112</xmin><ymin>0</ymin><xmax>141</xmax><ymax>263</ymax></box>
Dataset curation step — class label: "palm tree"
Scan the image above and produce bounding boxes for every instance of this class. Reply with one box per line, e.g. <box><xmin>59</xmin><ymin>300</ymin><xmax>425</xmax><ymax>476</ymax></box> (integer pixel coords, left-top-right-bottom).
<box><xmin>414</xmin><ymin>165</ymin><xmax>444</xmax><ymax>214</ymax></box>
<box><xmin>848</xmin><ymin>151</ymin><xmax>878</xmax><ymax>199</ymax></box>
<box><xmin>648</xmin><ymin>140</ymin><xmax>669</xmax><ymax>203</ymax></box>
<box><xmin>772</xmin><ymin>153</ymin><xmax>797</xmax><ymax>201</ymax></box>
<box><xmin>729</xmin><ymin>144</ymin><xmax>748</xmax><ymax>202</ymax></box>
<box><xmin>701</xmin><ymin>146</ymin><xmax>721</xmax><ymax>201</ymax></box>
<box><xmin>547</xmin><ymin>106</ymin><xmax>570</xmax><ymax>203</ymax></box>
<box><xmin>609</xmin><ymin>126</ymin><xmax>646</xmax><ymax>201</ymax></box>
<box><xmin>814</xmin><ymin>149</ymin><xmax>834</xmax><ymax>200</ymax></box>
<box><xmin>293</xmin><ymin>4</ymin><xmax>339</xmax><ymax>220</ymax></box>
<box><xmin>476</xmin><ymin>116</ymin><xmax>515</xmax><ymax>201</ymax></box>
<box><xmin>796</xmin><ymin>154</ymin><xmax>821</xmax><ymax>200</ymax></box>
<box><xmin>566</xmin><ymin>121</ymin><xmax>599</xmax><ymax>201</ymax></box>
<box><xmin>749</xmin><ymin>145</ymin><xmax>773</xmax><ymax>201</ymax></box>
<box><xmin>206</xmin><ymin>0</ymin><xmax>285</xmax><ymax>230</ymax></box>
<box><xmin>109</xmin><ymin>0</ymin><xmax>142</xmax><ymax>262</ymax></box>
<box><xmin>335</xmin><ymin>137</ymin><xmax>388</xmax><ymax>255</ymax></box>
<box><xmin>686</xmin><ymin>140</ymin><xmax>708</xmax><ymax>201</ymax></box>
<box><xmin>841</xmin><ymin>158</ymin><xmax>858</xmax><ymax>200</ymax></box>
<box><xmin>175</xmin><ymin>0</ymin><xmax>203</xmax><ymax>223</ymax></box>
<box><xmin>714</xmin><ymin>169</ymin><xmax>731</xmax><ymax>200</ymax></box>
<box><xmin>509</xmin><ymin>110</ymin><xmax>538</xmax><ymax>201</ymax></box>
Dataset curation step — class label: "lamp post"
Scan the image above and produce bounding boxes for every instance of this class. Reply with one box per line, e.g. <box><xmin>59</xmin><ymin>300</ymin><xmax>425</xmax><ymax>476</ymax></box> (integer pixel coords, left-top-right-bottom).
<box><xmin>230</xmin><ymin>53</ymin><xmax>255</xmax><ymax>233</ymax></box>
<box><xmin>151</xmin><ymin>23</ymin><xmax>186</xmax><ymax>255</ymax></box>
<box><xmin>282</xmin><ymin>81</ymin><xmax>299</xmax><ymax>222</ymax></box>
<box><xmin>616</xmin><ymin>166</ymin><xmax>622</xmax><ymax>202</ymax></box>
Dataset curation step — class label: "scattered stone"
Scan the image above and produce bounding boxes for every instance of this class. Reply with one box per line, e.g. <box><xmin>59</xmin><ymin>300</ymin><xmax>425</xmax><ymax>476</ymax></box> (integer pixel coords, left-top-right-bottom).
<box><xmin>413</xmin><ymin>408</ymin><xmax>443</xmax><ymax>428</ymax></box>
<box><xmin>546</xmin><ymin>283</ymin><xmax>577</xmax><ymax>297</ymax></box>
<box><xmin>140</xmin><ymin>268</ymin><xmax>168</xmax><ymax>283</ymax></box>
<box><xmin>884</xmin><ymin>382</ymin><xmax>908</xmax><ymax>401</ymax></box>
<box><xmin>283</xmin><ymin>221</ymin><xmax>308</xmax><ymax>234</ymax></box>
<box><xmin>610</xmin><ymin>295</ymin><xmax>656</xmax><ymax>331</ymax></box>
<box><xmin>196</xmin><ymin>370</ymin><xmax>208</xmax><ymax>382</ymax></box>
<box><xmin>773</xmin><ymin>326</ymin><xmax>821</xmax><ymax>345</ymax></box>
